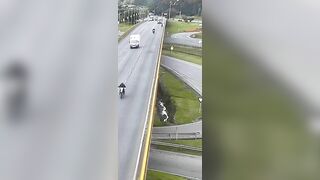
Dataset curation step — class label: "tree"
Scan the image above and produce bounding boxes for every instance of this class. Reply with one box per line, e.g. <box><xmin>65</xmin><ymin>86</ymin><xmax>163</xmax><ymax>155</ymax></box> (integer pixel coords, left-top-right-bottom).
<box><xmin>142</xmin><ymin>0</ymin><xmax>201</xmax><ymax>16</ymax></box>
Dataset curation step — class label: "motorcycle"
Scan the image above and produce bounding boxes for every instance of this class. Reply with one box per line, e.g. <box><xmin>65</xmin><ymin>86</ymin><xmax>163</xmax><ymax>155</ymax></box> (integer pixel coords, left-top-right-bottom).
<box><xmin>119</xmin><ymin>87</ymin><xmax>125</xmax><ymax>99</ymax></box>
<box><xmin>152</xmin><ymin>28</ymin><xmax>155</xmax><ymax>34</ymax></box>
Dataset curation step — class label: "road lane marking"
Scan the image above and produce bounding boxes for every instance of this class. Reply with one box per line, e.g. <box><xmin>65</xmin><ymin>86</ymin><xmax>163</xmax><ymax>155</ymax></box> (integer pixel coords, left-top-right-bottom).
<box><xmin>136</xmin><ymin>21</ymin><xmax>166</xmax><ymax>180</ymax></box>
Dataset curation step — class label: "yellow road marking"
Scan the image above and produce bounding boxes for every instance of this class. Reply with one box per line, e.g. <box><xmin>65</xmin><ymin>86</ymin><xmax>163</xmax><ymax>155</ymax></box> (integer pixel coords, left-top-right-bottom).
<box><xmin>137</xmin><ymin>23</ymin><xmax>165</xmax><ymax>180</ymax></box>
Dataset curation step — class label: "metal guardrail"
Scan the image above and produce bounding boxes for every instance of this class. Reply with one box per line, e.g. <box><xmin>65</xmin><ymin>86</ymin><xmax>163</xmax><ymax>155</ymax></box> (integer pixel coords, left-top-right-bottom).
<box><xmin>151</xmin><ymin>141</ymin><xmax>202</xmax><ymax>152</ymax></box>
<box><xmin>152</xmin><ymin>132</ymin><xmax>202</xmax><ymax>140</ymax></box>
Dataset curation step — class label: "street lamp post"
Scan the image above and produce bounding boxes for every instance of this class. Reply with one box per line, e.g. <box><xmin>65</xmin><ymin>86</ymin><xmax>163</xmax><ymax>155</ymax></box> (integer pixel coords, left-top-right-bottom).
<box><xmin>169</xmin><ymin>1</ymin><xmax>172</xmax><ymax>20</ymax></box>
<box><xmin>133</xmin><ymin>9</ymin><xmax>136</xmax><ymax>24</ymax></box>
<box><xmin>169</xmin><ymin>0</ymin><xmax>179</xmax><ymax>20</ymax></box>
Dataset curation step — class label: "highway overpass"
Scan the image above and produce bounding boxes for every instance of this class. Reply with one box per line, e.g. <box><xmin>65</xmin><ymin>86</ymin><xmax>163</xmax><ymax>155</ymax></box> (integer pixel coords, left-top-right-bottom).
<box><xmin>118</xmin><ymin>20</ymin><xmax>165</xmax><ymax>180</ymax></box>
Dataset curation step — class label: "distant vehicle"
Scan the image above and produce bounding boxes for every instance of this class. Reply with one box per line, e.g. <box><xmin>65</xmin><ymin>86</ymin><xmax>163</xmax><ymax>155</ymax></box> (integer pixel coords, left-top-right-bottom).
<box><xmin>129</xmin><ymin>34</ymin><xmax>140</xmax><ymax>48</ymax></box>
<box><xmin>118</xmin><ymin>83</ymin><xmax>126</xmax><ymax>99</ymax></box>
<box><xmin>157</xmin><ymin>21</ymin><xmax>162</xmax><ymax>24</ymax></box>
<box><xmin>149</xmin><ymin>16</ymin><xmax>154</xmax><ymax>21</ymax></box>
<box><xmin>119</xmin><ymin>88</ymin><xmax>125</xmax><ymax>99</ymax></box>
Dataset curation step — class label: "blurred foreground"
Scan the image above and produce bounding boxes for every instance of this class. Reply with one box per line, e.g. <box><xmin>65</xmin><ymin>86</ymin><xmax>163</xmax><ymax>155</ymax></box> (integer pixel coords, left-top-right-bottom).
<box><xmin>204</xmin><ymin>0</ymin><xmax>320</xmax><ymax>179</ymax></box>
<box><xmin>0</xmin><ymin>1</ymin><xmax>117</xmax><ymax>180</ymax></box>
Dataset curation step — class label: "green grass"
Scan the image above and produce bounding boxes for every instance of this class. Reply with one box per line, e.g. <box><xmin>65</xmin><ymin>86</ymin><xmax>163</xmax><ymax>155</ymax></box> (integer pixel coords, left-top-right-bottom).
<box><xmin>147</xmin><ymin>170</ymin><xmax>186</xmax><ymax>180</ymax></box>
<box><xmin>153</xmin><ymin>117</ymin><xmax>166</xmax><ymax>126</ymax></box>
<box><xmin>152</xmin><ymin>107</ymin><xmax>163</xmax><ymax>126</ymax></box>
<box><xmin>118</xmin><ymin>22</ymin><xmax>142</xmax><ymax>42</ymax></box>
<box><xmin>162</xmin><ymin>43</ymin><xmax>202</xmax><ymax>65</ymax></box>
<box><xmin>155</xmin><ymin>140</ymin><xmax>202</xmax><ymax>155</ymax></box>
<box><xmin>118</xmin><ymin>23</ymin><xmax>134</xmax><ymax>33</ymax></box>
<box><xmin>153</xmin><ymin>144</ymin><xmax>202</xmax><ymax>156</ymax></box>
<box><xmin>165</xmin><ymin>21</ymin><xmax>201</xmax><ymax>35</ymax></box>
<box><xmin>204</xmin><ymin>29</ymin><xmax>320</xmax><ymax>179</ymax></box>
<box><xmin>163</xmin><ymin>44</ymin><xmax>202</xmax><ymax>56</ymax></box>
<box><xmin>163</xmin><ymin>139</ymin><xmax>202</xmax><ymax>148</ymax></box>
<box><xmin>154</xmin><ymin>67</ymin><xmax>201</xmax><ymax>126</ymax></box>
<box><xmin>162</xmin><ymin>50</ymin><xmax>202</xmax><ymax>65</ymax></box>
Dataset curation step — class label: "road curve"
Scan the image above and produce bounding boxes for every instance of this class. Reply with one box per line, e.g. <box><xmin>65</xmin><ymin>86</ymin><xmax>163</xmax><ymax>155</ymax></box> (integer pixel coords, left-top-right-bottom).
<box><xmin>151</xmin><ymin>56</ymin><xmax>202</xmax><ymax>177</ymax></box>
<box><xmin>118</xmin><ymin>21</ymin><xmax>165</xmax><ymax>180</ymax></box>
<box><xmin>156</xmin><ymin>56</ymin><xmax>202</xmax><ymax>139</ymax></box>
<box><xmin>165</xmin><ymin>32</ymin><xmax>202</xmax><ymax>48</ymax></box>
<box><xmin>161</xmin><ymin>56</ymin><xmax>202</xmax><ymax>96</ymax></box>
<box><xmin>148</xmin><ymin>149</ymin><xmax>202</xmax><ymax>179</ymax></box>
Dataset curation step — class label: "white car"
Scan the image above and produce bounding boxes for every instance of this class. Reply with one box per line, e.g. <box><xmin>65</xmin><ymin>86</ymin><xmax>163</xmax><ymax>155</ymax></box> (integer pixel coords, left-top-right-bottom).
<box><xmin>129</xmin><ymin>34</ymin><xmax>140</xmax><ymax>48</ymax></box>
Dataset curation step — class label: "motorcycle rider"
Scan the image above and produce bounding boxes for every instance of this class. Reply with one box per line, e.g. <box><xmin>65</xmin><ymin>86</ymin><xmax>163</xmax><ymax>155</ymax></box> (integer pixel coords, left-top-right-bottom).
<box><xmin>118</xmin><ymin>82</ymin><xmax>126</xmax><ymax>96</ymax></box>
<box><xmin>152</xmin><ymin>28</ymin><xmax>155</xmax><ymax>34</ymax></box>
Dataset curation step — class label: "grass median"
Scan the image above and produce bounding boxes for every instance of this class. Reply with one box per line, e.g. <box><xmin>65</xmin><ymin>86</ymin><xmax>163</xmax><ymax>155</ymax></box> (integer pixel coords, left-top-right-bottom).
<box><xmin>162</xmin><ymin>43</ymin><xmax>202</xmax><ymax>65</ymax></box>
<box><xmin>166</xmin><ymin>21</ymin><xmax>201</xmax><ymax>35</ymax></box>
<box><xmin>162</xmin><ymin>50</ymin><xmax>202</xmax><ymax>65</ymax></box>
<box><xmin>154</xmin><ymin>67</ymin><xmax>201</xmax><ymax>127</ymax></box>
<box><xmin>163</xmin><ymin>44</ymin><xmax>202</xmax><ymax>56</ymax></box>
<box><xmin>153</xmin><ymin>140</ymin><xmax>202</xmax><ymax>155</ymax></box>
<box><xmin>118</xmin><ymin>22</ymin><xmax>141</xmax><ymax>41</ymax></box>
<box><xmin>162</xmin><ymin>139</ymin><xmax>202</xmax><ymax>148</ymax></box>
<box><xmin>152</xmin><ymin>144</ymin><xmax>202</xmax><ymax>156</ymax></box>
<box><xmin>118</xmin><ymin>23</ymin><xmax>134</xmax><ymax>33</ymax></box>
<box><xmin>147</xmin><ymin>170</ymin><xmax>186</xmax><ymax>180</ymax></box>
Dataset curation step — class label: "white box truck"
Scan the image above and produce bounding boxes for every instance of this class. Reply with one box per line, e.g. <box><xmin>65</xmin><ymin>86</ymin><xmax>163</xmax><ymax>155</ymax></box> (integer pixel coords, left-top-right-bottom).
<box><xmin>129</xmin><ymin>34</ymin><xmax>140</xmax><ymax>48</ymax></box>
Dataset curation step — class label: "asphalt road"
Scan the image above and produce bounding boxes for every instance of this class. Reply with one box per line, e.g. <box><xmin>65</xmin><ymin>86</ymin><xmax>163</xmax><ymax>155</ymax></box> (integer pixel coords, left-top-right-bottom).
<box><xmin>161</xmin><ymin>56</ymin><xmax>202</xmax><ymax>96</ymax></box>
<box><xmin>118</xmin><ymin>21</ymin><xmax>165</xmax><ymax>180</ymax></box>
<box><xmin>165</xmin><ymin>32</ymin><xmax>202</xmax><ymax>48</ymax></box>
<box><xmin>152</xmin><ymin>120</ymin><xmax>202</xmax><ymax>140</ymax></box>
<box><xmin>148</xmin><ymin>149</ymin><xmax>202</xmax><ymax>179</ymax></box>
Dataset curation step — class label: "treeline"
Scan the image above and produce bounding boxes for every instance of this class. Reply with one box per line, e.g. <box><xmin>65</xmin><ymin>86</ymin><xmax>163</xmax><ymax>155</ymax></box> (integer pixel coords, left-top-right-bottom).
<box><xmin>135</xmin><ymin>0</ymin><xmax>202</xmax><ymax>16</ymax></box>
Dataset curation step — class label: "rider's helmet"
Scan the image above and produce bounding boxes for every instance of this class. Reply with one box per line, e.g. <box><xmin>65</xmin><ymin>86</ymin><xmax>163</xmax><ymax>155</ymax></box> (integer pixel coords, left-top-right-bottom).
<box><xmin>119</xmin><ymin>82</ymin><xmax>126</xmax><ymax>88</ymax></box>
